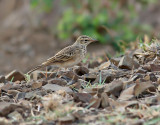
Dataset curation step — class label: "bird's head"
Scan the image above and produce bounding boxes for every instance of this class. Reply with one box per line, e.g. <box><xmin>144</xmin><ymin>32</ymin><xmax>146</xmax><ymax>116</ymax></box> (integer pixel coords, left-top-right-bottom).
<box><xmin>74</xmin><ymin>35</ymin><xmax>98</xmax><ymax>46</ymax></box>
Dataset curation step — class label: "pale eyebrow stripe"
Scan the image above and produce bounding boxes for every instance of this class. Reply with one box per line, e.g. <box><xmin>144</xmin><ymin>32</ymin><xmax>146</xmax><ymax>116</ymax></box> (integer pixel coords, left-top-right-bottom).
<box><xmin>81</xmin><ymin>36</ymin><xmax>88</xmax><ymax>39</ymax></box>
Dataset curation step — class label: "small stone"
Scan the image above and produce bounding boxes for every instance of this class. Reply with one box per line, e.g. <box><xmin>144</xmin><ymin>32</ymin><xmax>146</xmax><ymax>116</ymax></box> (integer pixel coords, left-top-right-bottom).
<box><xmin>25</xmin><ymin>90</ymin><xmax>47</xmax><ymax>99</ymax></box>
<box><xmin>8</xmin><ymin>90</ymin><xmax>19</xmax><ymax>97</ymax></box>
<box><xmin>0</xmin><ymin>75</ymin><xmax>6</xmax><ymax>83</ymax></box>
<box><xmin>16</xmin><ymin>92</ymin><xmax>26</xmax><ymax>100</ymax></box>
<box><xmin>14</xmin><ymin>80</ymin><xmax>21</xmax><ymax>84</ymax></box>
<box><xmin>118</xmin><ymin>55</ymin><xmax>139</xmax><ymax>70</ymax></box>
<box><xmin>25</xmin><ymin>91</ymin><xmax>35</xmax><ymax>99</ymax></box>
<box><xmin>48</xmin><ymin>78</ymin><xmax>67</xmax><ymax>86</ymax></box>
<box><xmin>8</xmin><ymin>111</ymin><xmax>23</xmax><ymax>122</ymax></box>
<box><xmin>31</xmin><ymin>82</ymin><xmax>42</xmax><ymax>89</ymax></box>
<box><xmin>58</xmin><ymin>115</ymin><xmax>75</xmax><ymax>124</ymax></box>
<box><xmin>149</xmin><ymin>73</ymin><xmax>157</xmax><ymax>82</ymax></box>
<box><xmin>143</xmin><ymin>65</ymin><xmax>151</xmax><ymax>72</ymax></box>
<box><xmin>43</xmin><ymin>84</ymin><xmax>73</xmax><ymax>93</ymax></box>
<box><xmin>0</xmin><ymin>102</ymin><xmax>21</xmax><ymax>116</ymax></box>
<box><xmin>5</xmin><ymin>70</ymin><xmax>25</xmax><ymax>82</ymax></box>
<box><xmin>0</xmin><ymin>117</ymin><xmax>11</xmax><ymax>125</ymax></box>
<box><xmin>1</xmin><ymin>83</ymin><xmax>13</xmax><ymax>92</ymax></box>
<box><xmin>73</xmin><ymin>93</ymin><xmax>92</xmax><ymax>103</ymax></box>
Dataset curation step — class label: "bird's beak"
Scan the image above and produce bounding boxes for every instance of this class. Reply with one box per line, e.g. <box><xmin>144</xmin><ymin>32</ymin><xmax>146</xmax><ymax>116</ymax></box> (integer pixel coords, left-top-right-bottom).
<box><xmin>91</xmin><ymin>39</ymin><xmax>98</xmax><ymax>42</ymax></box>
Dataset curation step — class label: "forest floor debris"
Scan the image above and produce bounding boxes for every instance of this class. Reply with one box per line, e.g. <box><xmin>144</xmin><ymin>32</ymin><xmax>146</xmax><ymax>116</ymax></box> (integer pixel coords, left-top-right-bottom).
<box><xmin>1</xmin><ymin>41</ymin><xmax>160</xmax><ymax>124</ymax></box>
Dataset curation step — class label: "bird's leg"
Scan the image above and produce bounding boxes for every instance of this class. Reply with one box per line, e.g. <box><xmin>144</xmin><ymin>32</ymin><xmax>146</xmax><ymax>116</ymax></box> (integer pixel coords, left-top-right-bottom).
<box><xmin>71</xmin><ymin>75</ymin><xmax>75</xmax><ymax>81</ymax></box>
<box><xmin>45</xmin><ymin>67</ymin><xmax>48</xmax><ymax>78</ymax></box>
<box><xmin>55</xmin><ymin>68</ymin><xmax>61</xmax><ymax>78</ymax></box>
<box><xmin>48</xmin><ymin>67</ymin><xmax>60</xmax><ymax>78</ymax></box>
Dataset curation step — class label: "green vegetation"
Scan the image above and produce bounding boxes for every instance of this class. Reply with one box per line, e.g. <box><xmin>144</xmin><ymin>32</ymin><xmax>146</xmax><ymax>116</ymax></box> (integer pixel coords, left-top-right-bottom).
<box><xmin>30</xmin><ymin>0</ymin><xmax>53</xmax><ymax>12</ymax></box>
<box><xmin>30</xmin><ymin>0</ymin><xmax>156</xmax><ymax>51</ymax></box>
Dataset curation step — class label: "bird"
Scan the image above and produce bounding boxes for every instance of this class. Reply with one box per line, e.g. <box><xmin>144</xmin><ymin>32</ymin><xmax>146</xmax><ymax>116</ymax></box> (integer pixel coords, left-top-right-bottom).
<box><xmin>27</xmin><ymin>35</ymin><xmax>98</xmax><ymax>74</ymax></box>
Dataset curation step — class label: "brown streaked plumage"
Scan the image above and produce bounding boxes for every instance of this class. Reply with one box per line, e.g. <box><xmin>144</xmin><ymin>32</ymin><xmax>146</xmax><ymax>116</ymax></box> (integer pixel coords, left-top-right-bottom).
<box><xmin>27</xmin><ymin>35</ymin><xmax>97</xmax><ymax>74</ymax></box>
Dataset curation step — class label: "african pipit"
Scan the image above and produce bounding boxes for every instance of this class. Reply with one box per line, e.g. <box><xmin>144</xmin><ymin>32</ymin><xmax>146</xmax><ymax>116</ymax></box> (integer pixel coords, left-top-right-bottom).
<box><xmin>27</xmin><ymin>35</ymin><xmax>97</xmax><ymax>74</ymax></box>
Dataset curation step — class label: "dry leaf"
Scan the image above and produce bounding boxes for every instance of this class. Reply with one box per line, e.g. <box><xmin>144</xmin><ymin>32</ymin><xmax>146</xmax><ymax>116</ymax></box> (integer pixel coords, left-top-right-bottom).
<box><xmin>89</xmin><ymin>96</ymin><xmax>101</xmax><ymax>109</ymax></box>
<box><xmin>101</xmin><ymin>92</ymin><xmax>110</xmax><ymax>108</ymax></box>
<box><xmin>98</xmin><ymin>61</ymin><xmax>111</xmax><ymax>70</ymax></box>
<box><xmin>134</xmin><ymin>81</ymin><xmax>155</xmax><ymax>97</ymax></box>
<box><xmin>118</xmin><ymin>85</ymin><xmax>135</xmax><ymax>101</ymax></box>
<box><xmin>73</xmin><ymin>93</ymin><xmax>92</xmax><ymax>103</ymax></box>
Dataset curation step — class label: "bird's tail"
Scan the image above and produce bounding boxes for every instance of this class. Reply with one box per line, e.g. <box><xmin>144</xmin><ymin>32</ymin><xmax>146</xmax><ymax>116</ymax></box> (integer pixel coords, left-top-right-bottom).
<box><xmin>27</xmin><ymin>64</ymin><xmax>45</xmax><ymax>74</ymax></box>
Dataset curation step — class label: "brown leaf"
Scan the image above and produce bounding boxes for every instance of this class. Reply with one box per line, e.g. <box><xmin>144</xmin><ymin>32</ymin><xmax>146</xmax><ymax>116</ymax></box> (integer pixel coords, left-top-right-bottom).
<box><xmin>73</xmin><ymin>93</ymin><xmax>92</xmax><ymax>103</ymax></box>
<box><xmin>134</xmin><ymin>81</ymin><xmax>156</xmax><ymax>97</ymax></box>
<box><xmin>98</xmin><ymin>61</ymin><xmax>111</xmax><ymax>70</ymax></box>
<box><xmin>118</xmin><ymin>85</ymin><xmax>135</xmax><ymax>101</ymax></box>
<box><xmin>5</xmin><ymin>70</ymin><xmax>25</xmax><ymax>82</ymax></box>
<box><xmin>104</xmin><ymin>80</ymin><xmax>123</xmax><ymax>97</ymax></box>
<box><xmin>115</xmin><ymin>101</ymin><xmax>138</xmax><ymax>112</ymax></box>
<box><xmin>118</xmin><ymin>55</ymin><xmax>139</xmax><ymax>70</ymax></box>
<box><xmin>89</xmin><ymin>96</ymin><xmax>101</xmax><ymax>108</ymax></box>
<box><xmin>101</xmin><ymin>92</ymin><xmax>110</xmax><ymax>108</ymax></box>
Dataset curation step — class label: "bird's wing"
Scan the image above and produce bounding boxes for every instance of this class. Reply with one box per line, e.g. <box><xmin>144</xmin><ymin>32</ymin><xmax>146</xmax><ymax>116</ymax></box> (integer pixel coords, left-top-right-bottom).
<box><xmin>42</xmin><ymin>46</ymin><xmax>80</xmax><ymax>65</ymax></box>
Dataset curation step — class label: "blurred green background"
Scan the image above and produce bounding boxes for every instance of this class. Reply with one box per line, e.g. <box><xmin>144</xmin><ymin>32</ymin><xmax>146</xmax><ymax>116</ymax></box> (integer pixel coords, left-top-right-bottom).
<box><xmin>0</xmin><ymin>0</ymin><xmax>160</xmax><ymax>74</ymax></box>
<box><xmin>30</xmin><ymin>0</ymin><xmax>158</xmax><ymax>51</ymax></box>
